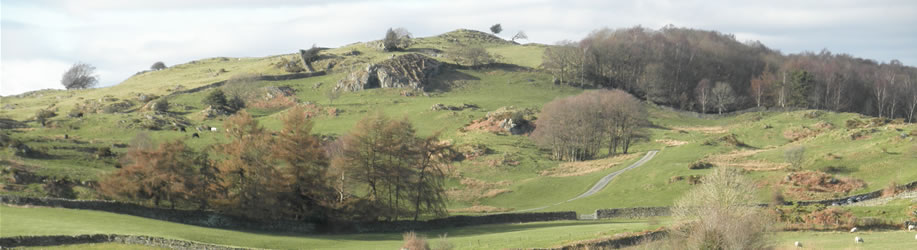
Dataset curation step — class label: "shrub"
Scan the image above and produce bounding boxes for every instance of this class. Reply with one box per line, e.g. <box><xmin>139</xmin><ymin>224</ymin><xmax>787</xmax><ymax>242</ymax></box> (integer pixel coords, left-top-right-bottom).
<box><xmin>401</xmin><ymin>231</ymin><xmax>429</xmax><ymax>250</ymax></box>
<box><xmin>688</xmin><ymin>161</ymin><xmax>713</xmax><ymax>170</ymax></box>
<box><xmin>95</xmin><ymin>147</ymin><xmax>115</xmax><ymax>159</ymax></box>
<box><xmin>227</xmin><ymin>95</ymin><xmax>245</xmax><ymax>112</ymax></box>
<box><xmin>153</xmin><ymin>98</ymin><xmax>169</xmax><ymax>112</ymax></box>
<box><xmin>203</xmin><ymin>89</ymin><xmax>228</xmax><ymax>110</ymax></box>
<box><xmin>35</xmin><ymin>109</ymin><xmax>57</xmax><ymax>127</ymax></box>
<box><xmin>784</xmin><ymin>146</ymin><xmax>805</xmax><ymax>171</ymax></box>
<box><xmin>151</xmin><ymin>61</ymin><xmax>167</xmax><ymax>71</ymax></box>
<box><xmin>845</xmin><ymin>118</ymin><xmax>864</xmax><ymax>129</ymax></box>
<box><xmin>431</xmin><ymin>234</ymin><xmax>454</xmax><ymax>250</ymax></box>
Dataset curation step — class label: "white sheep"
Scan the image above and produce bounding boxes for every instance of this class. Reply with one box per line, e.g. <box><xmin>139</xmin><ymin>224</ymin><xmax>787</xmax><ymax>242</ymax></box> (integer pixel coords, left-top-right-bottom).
<box><xmin>794</xmin><ymin>241</ymin><xmax>801</xmax><ymax>247</ymax></box>
<box><xmin>909</xmin><ymin>224</ymin><xmax>915</xmax><ymax>231</ymax></box>
<box><xmin>855</xmin><ymin>236</ymin><xmax>863</xmax><ymax>243</ymax></box>
<box><xmin>914</xmin><ymin>233</ymin><xmax>917</xmax><ymax>240</ymax></box>
<box><xmin>211</xmin><ymin>127</ymin><xmax>218</xmax><ymax>132</ymax></box>
<box><xmin>850</xmin><ymin>227</ymin><xmax>858</xmax><ymax>233</ymax></box>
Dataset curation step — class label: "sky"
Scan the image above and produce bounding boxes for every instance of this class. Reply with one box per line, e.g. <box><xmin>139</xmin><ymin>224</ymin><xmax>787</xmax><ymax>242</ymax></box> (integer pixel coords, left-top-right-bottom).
<box><xmin>2</xmin><ymin>0</ymin><xmax>916</xmax><ymax>96</ymax></box>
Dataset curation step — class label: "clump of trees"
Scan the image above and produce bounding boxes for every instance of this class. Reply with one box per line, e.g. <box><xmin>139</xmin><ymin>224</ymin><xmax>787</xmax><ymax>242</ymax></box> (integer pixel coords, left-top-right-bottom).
<box><xmin>299</xmin><ymin>45</ymin><xmax>321</xmax><ymax>72</ymax></box>
<box><xmin>540</xmin><ymin>25</ymin><xmax>917</xmax><ymax>121</ymax></box>
<box><xmin>334</xmin><ymin>113</ymin><xmax>453</xmax><ymax>221</ymax></box>
<box><xmin>99</xmin><ymin>109</ymin><xmax>453</xmax><ymax>222</ymax></box>
<box><xmin>383</xmin><ymin>28</ymin><xmax>413</xmax><ymax>52</ymax></box>
<box><xmin>669</xmin><ymin>168</ymin><xmax>774</xmax><ymax>249</ymax></box>
<box><xmin>532</xmin><ymin>90</ymin><xmax>647</xmax><ymax>161</ymax></box>
<box><xmin>61</xmin><ymin>62</ymin><xmax>98</xmax><ymax>89</ymax></box>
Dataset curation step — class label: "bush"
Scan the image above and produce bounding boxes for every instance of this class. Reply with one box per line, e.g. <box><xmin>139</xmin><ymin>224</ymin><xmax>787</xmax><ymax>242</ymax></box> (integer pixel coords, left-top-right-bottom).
<box><xmin>845</xmin><ymin>119</ymin><xmax>864</xmax><ymax>129</ymax></box>
<box><xmin>227</xmin><ymin>95</ymin><xmax>245</xmax><ymax>112</ymax></box>
<box><xmin>95</xmin><ymin>147</ymin><xmax>115</xmax><ymax>159</ymax></box>
<box><xmin>490</xmin><ymin>23</ymin><xmax>502</xmax><ymax>34</ymax></box>
<box><xmin>784</xmin><ymin>146</ymin><xmax>805</xmax><ymax>171</ymax></box>
<box><xmin>151</xmin><ymin>61</ymin><xmax>167</xmax><ymax>71</ymax></box>
<box><xmin>153</xmin><ymin>98</ymin><xmax>169</xmax><ymax>112</ymax></box>
<box><xmin>688</xmin><ymin>161</ymin><xmax>713</xmax><ymax>170</ymax></box>
<box><xmin>401</xmin><ymin>231</ymin><xmax>429</xmax><ymax>250</ymax></box>
<box><xmin>203</xmin><ymin>89</ymin><xmax>228</xmax><ymax>110</ymax></box>
<box><xmin>35</xmin><ymin>109</ymin><xmax>57</xmax><ymax>127</ymax></box>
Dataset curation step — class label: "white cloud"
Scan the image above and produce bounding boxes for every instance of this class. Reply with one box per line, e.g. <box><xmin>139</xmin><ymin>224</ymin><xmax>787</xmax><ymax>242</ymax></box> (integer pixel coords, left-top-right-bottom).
<box><xmin>1</xmin><ymin>59</ymin><xmax>72</xmax><ymax>95</ymax></box>
<box><xmin>2</xmin><ymin>0</ymin><xmax>916</xmax><ymax>96</ymax></box>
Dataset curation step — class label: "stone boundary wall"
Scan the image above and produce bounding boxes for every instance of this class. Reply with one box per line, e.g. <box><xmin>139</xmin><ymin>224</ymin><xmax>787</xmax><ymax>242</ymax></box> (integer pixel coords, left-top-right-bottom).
<box><xmin>792</xmin><ymin>180</ymin><xmax>917</xmax><ymax>206</ymax></box>
<box><xmin>595</xmin><ymin>207</ymin><xmax>671</xmax><ymax>219</ymax></box>
<box><xmin>0</xmin><ymin>195</ymin><xmax>315</xmax><ymax>233</ymax></box>
<box><xmin>1</xmin><ymin>195</ymin><xmax>576</xmax><ymax>234</ymax></box>
<box><xmin>166</xmin><ymin>71</ymin><xmax>326</xmax><ymax>97</ymax></box>
<box><xmin>346</xmin><ymin>211</ymin><xmax>578</xmax><ymax>233</ymax></box>
<box><xmin>0</xmin><ymin>234</ymin><xmax>249</xmax><ymax>249</ymax></box>
<box><xmin>533</xmin><ymin>230</ymin><xmax>668</xmax><ymax>250</ymax></box>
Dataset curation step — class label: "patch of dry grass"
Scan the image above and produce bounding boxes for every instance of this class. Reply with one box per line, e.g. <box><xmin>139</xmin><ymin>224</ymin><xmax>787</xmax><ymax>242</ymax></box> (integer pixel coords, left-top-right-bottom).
<box><xmin>539</xmin><ymin>153</ymin><xmax>639</xmax><ymax>177</ymax></box>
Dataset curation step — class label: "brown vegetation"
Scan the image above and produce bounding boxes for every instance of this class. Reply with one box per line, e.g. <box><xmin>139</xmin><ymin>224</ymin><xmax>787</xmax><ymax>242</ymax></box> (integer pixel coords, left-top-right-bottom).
<box><xmin>532</xmin><ymin>90</ymin><xmax>647</xmax><ymax>161</ymax></box>
<box><xmin>779</xmin><ymin>171</ymin><xmax>866</xmax><ymax>200</ymax></box>
<box><xmin>540</xmin><ymin>153</ymin><xmax>639</xmax><ymax>177</ymax></box>
<box><xmin>670</xmin><ymin>168</ymin><xmax>773</xmax><ymax>250</ymax></box>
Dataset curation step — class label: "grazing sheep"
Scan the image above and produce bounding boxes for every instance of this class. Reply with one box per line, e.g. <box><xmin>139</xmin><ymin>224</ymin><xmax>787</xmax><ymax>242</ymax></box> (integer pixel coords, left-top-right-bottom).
<box><xmin>914</xmin><ymin>233</ymin><xmax>917</xmax><ymax>240</ymax></box>
<box><xmin>794</xmin><ymin>241</ymin><xmax>801</xmax><ymax>247</ymax></box>
<box><xmin>850</xmin><ymin>227</ymin><xmax>858</xmax><ymax>233</ymax></box>
<box><xmin>855</xmin><ymin>236</ymin><xmax>863</xmax><ymax>243</ymax></box>
<box><xmin>211</xmin><ymin>127</ymin><xmax>218</xmax><ymax>132</ymax></box>
<box><xmin>909</xmin><ymin>224</ymin><xmax>915</xmax><ymax>231</ymax></box>
<box><xmin>192</xmin><ymin>133</ymin><xmax>200</xmax><ymax>138</ymax></box>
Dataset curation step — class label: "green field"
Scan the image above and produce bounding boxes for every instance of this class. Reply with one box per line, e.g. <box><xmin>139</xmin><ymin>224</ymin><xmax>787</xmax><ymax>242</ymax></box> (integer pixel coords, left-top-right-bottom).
<box><xmin>1</xmin><ymin>205</ymin><xmax>661</xmax><ymax>249</ymax></box>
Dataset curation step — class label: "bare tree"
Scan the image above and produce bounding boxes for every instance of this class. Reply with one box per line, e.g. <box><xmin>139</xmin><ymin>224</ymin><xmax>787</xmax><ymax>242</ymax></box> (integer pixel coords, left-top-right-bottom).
<box><xmin>541</xmin><ymin>41</ymin><xmax>583</xmax><ymax>86</ymax></box>
<box><xmin>511</xmin><ymin>31</ymin><xmax>528</xmax><ymax>43</ymax></box>
<box><xmin>61</xmin><ymin>62</ymin><xmax>98</xmax><ymax>89</ymax></box>
<box><xmin>489</xmin><ymin>23</ymin><xmax>502</xmax><ymax>35</ymax></box>
<box><xmin>785</xmin><ymin>146</ymin><xmax>805</xmax><ymax>171</ymax></box>
<box><xmin>670</xmin><ymin>168</ymin><xmax>773</xmax><ymax>250</ymax></box>
<box><xmin>711</xmin><ymin>82</ymin><xmax>736</xmax><ymax>114</ymax></box>
<box><xmin>750</xmin><ymin>71</ymin><xmax>774</xmax><ymax>108</ymax></box>
<box><xmin>695</xmin><ymin>79</ymin><xmax>711</xmax><ymax>113</ymax></box>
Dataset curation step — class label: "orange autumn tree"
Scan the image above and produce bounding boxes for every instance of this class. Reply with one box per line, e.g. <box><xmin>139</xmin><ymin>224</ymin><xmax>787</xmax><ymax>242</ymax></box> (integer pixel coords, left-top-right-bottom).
<box><xmin>272</xmin><ymin>106</ymin><xmax>332</xmax><ymax>220</ymax></box>
<box><xmin>99</xmin><ymin>140</ymin><xmax>211</xmax><ymax>209</ymax></box>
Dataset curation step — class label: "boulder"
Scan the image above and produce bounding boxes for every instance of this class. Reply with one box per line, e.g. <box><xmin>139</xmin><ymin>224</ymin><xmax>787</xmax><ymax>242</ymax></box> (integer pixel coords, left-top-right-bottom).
<box><xmin>335</xmin><ymin>54</ymin><xmax>441</xmax><ymax>92</ymax></box>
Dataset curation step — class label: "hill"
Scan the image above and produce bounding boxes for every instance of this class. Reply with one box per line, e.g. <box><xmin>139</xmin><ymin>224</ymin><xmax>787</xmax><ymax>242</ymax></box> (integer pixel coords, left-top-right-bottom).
<box><xmin>2</xmin><ymin>27</ymin><xmax>917</xmax><ymax>249</ymax></box>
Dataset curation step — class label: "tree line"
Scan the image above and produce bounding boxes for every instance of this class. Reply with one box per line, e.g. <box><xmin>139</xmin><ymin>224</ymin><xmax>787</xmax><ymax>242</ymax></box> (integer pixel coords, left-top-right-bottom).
<box><xmin>99</xmin><ymin>107</ymin><xmax>452</xmax><ymax>222</ymax></box>
<box><xmin>542</xmin><ymin>25</ymin><xmax>917</xmax><ymax>121</ymax></box>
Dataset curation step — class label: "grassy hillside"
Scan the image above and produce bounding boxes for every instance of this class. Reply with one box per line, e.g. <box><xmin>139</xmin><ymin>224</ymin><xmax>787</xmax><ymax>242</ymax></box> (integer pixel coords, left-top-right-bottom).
<box><xmin>2</xmin><ymin>29</ymin><xmax>916</xmax><ymax>211</ymax></box>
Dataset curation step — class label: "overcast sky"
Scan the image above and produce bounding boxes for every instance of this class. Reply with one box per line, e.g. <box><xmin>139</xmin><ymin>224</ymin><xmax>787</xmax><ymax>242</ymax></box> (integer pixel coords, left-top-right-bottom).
<box><xmin>2</xmin><ymin>0</ymin><xmax>916</xmax><ymax>96</ymax></box>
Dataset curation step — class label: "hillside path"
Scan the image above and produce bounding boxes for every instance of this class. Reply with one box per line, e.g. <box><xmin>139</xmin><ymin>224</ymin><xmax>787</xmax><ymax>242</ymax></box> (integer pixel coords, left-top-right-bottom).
<box><xmin>516</xmin><ymin>150</ymin><xmax>659</xmax><ymax>213</ymax></box>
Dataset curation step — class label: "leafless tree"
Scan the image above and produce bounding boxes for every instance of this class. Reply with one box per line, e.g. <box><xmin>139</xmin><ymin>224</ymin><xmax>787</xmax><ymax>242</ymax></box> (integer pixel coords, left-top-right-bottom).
<box><xmin>670</xmin><ymin>168</ymin><xmax>774</xmax><ymax>250</ymax></box>
<box><xmin>711</xmin><ymin>81</ymin><xmax>736</xmax><ymax>114</ymax></box>
<box><xmin>61</xmin><ymin>62</ymin><xmax>98</xmax><ymax>89</ymax></box>
<box><xmin>511</xmin><ymin>31</ymin><xmax>528</xmax><ymax>42</ymax></box>
<box><xmin>695</xmin><ymin>79</ymin><xmax>711</xmax><ymax>113</ymax></box>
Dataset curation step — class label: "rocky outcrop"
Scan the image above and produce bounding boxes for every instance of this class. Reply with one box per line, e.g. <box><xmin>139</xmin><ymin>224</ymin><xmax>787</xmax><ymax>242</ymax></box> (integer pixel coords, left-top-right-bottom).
<box><xmin>335</xmin><ymin>54</ymin><xmax>441</xmax><ymax>92</ymax></box>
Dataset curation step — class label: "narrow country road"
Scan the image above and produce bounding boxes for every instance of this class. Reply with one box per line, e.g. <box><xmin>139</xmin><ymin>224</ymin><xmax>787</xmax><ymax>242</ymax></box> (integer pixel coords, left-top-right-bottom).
<box><xmin>516</xmin><ymin>150</ymin><xmax>659</xmax><ymax>213</ymax></box>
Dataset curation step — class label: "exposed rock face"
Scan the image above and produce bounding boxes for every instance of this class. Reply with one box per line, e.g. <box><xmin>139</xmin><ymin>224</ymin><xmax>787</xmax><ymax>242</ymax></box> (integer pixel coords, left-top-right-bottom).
<box><xmin>336</xmin><ymin>54</ymin><xmax>441</xmax><ymax>92</ymax></box>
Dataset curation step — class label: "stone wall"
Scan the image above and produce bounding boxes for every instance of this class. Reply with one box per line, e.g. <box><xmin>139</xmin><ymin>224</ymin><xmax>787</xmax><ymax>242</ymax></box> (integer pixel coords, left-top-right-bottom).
<box><xmin>792</xmin><ymin>180</ymin><xmax>917</xmax><ymax>206</ymax></box>
<box><xmin>595</xmin><ymin>207</ymin><xmax>671</xmax><ymax>219</ymax></box>
<box><xmin>166</xmin><ymin>71</ymin><xmax>325</xmax><ymax>97</ymax></box>
<box><xmin>535</xmin><ymin>230</ymin><xmax>668</xmax><ymax>250</ymax></box>
<box><xmin>0</xmin><ymin>195</ymin><xmax>315</xmax><ymax>233</ymax></box>
<box><xmin>346</xmin><ymin>211</ymin><xmax>578</xmax><ymax>233</ymax></box>
<box><xmin>0</xmin><ymin>234</ymin><xmax>248</xmax><ymax>249</ymax></box>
